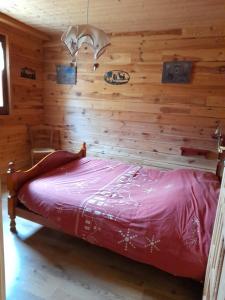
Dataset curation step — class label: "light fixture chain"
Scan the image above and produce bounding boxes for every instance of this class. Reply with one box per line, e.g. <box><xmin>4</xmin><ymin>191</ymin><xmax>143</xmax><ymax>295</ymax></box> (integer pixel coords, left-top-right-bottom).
<box><xmin>87</xmin><ymin>0</ymin><xmax>90</xmax><ymax>24</ymax></box>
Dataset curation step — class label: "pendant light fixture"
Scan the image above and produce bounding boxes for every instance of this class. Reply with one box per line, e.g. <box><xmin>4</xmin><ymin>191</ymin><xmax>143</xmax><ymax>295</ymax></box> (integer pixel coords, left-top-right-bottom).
<box><xmin>61</xmin><ymin>0</ymin><xmax>110</xmax><ymax>71</ymax></box>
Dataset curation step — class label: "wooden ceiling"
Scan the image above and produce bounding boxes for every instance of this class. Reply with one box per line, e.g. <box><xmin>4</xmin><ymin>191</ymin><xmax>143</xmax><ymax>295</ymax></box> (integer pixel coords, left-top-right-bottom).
<box><xmin>0</xmin><ymin>0</ymin><xmax>225</xmax><ymax>35</ymax></box>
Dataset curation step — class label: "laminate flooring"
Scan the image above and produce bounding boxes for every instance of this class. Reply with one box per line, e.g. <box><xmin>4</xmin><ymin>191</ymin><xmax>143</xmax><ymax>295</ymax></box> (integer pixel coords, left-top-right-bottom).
<box><xmin>2</xmin><ymin>194</ymin><xmax>202</xmax><ymax>300</ymax></box>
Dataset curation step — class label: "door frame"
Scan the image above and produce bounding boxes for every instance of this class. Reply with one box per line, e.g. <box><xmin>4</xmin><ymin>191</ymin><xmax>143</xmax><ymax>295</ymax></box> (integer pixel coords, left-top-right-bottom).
<box><xmin>0</xmin><ymin>183</ymin><xmax>5</xmax><ymax>300</ymax></box>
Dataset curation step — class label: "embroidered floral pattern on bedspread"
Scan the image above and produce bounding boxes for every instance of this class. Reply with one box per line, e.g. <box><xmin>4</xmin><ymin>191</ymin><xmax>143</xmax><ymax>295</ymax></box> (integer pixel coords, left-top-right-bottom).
<box><xmin>17</xmin><ymin>157</ymin><xmax>220</xmax><ymax>281</ymax></box>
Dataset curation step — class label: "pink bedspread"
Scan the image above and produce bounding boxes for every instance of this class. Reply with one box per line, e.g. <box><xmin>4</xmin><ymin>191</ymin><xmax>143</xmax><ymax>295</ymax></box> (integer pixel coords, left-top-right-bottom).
<box><xmin>18</xmin><ymin>156</ymin><xmax>220</xmax><ymax>280</ymax></box>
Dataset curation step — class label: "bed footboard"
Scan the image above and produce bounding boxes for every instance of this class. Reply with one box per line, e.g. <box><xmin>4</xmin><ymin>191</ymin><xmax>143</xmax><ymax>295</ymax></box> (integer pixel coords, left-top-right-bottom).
<box><xmin>7</xmin><ymin>143</ymin><xmax>86</xmax><ymax>233</ymax></box>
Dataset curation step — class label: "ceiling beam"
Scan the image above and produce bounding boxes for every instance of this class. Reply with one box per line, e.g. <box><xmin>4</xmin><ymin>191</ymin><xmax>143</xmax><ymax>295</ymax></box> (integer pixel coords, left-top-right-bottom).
<box><xmin>0</xmin><ymin>12</ymin><xmax>50</xmax><ymax>40</ymax></box>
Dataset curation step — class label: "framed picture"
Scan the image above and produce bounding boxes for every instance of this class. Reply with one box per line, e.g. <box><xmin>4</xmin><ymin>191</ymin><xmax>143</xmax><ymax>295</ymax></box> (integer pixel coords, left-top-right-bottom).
<box><xmin>21</xmin><ymin>67</ymin><xmax>36</xmax><ymax>80</ymax></box>
<box><xmin>162</xmin><ymin>61</ymin><xmax>192</xmax><ymax>83</ymax></box>
<box><xmin>56</xmin><ymin>64</ymin><xmax>77</xmax><ymax>84</ymax></box>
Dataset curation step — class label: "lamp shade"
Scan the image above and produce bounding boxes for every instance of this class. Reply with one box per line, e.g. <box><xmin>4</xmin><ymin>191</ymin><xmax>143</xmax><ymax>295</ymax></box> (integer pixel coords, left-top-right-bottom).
<box><xmin>61</xmin><ymin>24</ymin><xmax>110</xmax><ymax>60</ymax></box>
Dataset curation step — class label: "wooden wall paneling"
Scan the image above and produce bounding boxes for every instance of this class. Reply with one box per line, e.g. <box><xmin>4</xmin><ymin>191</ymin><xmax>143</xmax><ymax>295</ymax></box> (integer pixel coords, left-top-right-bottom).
<box><xmin>43</xmin><ymin>29</ymin><xmax>225</xmax><ymax>172</ymax></box>
<box><xmin>0</xmin><ymin>1</ymin><xmax>225</xmax><ymax>35</ymax></box>
<box><xmin>0</xmin><ymin>12</ymin><xmax>49</xmax><ymax>40</ymax></box>
<box><xmin>0</xmin><ymin>22</ymin><xmax>45</xmax><ymax>177</ymax></box>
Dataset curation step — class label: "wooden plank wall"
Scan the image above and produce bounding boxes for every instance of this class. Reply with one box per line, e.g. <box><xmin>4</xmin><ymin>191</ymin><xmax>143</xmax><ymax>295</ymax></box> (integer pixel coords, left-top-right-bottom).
<box><xmin>43</xmin><ymin>26</ymin><xmax>225</xmax><ymax>172</ymax></box>
<box><xmin>0</xmin><ymin>22</ymin><xmax>44</xmax><ymax>175</ymax></box>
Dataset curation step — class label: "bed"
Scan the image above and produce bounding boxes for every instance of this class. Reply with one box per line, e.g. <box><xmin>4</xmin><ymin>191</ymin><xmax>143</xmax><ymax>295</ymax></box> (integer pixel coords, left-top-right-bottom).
<box><xmin>7</xmin><ymin>143</ymin><xmax>221</xmax><ymax>281</ymax></box>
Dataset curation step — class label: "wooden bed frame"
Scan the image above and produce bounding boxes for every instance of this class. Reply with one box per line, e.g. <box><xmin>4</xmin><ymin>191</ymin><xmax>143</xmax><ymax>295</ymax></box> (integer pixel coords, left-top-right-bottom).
<box><xmin>6</xmin><ymin>142</ymin><xmax>225</xmax><ymax>233</ymax></box>
<box><xmin>7</xmin><ymin>142</ymin><xmax>86</xmax><ymax>233</ymax></box>
<box><xmin>7</xmin><ymin>141</ymin><xmax>223</xmax><ymax>234</ymax></box>
<box><xmin>6</xmin><ymin>142</ymin><xmax>225</xmax><ymax>299</ymax></box>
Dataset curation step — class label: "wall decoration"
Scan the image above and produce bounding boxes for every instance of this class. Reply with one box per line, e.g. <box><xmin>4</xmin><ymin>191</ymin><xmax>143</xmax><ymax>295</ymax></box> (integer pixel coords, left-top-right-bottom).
<box><xmin>104</xmin><ymin>70</ymin><xmax>130</xmax><ymax>85</ymax></box>
<box><xmin>20</xmin><ymin>67</ymin><xmax>36</xmax><ymax>80</ymax></box>
<box><xmin>162</xmin><ymin>61</ymin><xmax>192</xmax><ymax>83</ymax></box>
<box><xmin>56</xmin><ymin>64</ymin><xmax>77</xmax><ymax>84</ymax></box>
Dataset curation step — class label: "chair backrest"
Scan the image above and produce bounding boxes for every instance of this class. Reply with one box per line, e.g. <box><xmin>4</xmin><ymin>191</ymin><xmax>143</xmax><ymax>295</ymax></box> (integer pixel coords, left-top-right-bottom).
<box><xmin>29</xmin><ymin>125</ymin><xmax>54</xmax><ymax>149</ymax></box>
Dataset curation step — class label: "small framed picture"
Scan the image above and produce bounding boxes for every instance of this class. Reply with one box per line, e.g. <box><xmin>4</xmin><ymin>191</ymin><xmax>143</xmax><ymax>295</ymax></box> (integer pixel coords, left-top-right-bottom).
<box><xmin>21</xmin><ymin>67</ymin><xmax>36</xmax><ymax>80</ymax></box>
<box><xmin>56</xmin><ymin>64</ymin><xmax>77</xmax><ymax>84</ymax></box>
<box><xmin>162</xmin><ymin>61</ymin><xmax>192</xmax><ymax>84</ymax></box>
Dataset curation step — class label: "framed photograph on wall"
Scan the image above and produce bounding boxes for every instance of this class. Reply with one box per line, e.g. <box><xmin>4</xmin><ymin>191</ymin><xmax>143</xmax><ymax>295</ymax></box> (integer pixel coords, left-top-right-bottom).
<box><xmin>56</xmin><ymin>64</ymin><xmax>77</xmax><ymax>84</ymax></box>
<box><xmin>162</xmin><ymin>61</ymin><xmax>192</xmax><ymax>83</ymax></box>
<box><xmin>21</xmin><ymin>67</ymin><xmax>36</xmax><ymax>80</ymax></box>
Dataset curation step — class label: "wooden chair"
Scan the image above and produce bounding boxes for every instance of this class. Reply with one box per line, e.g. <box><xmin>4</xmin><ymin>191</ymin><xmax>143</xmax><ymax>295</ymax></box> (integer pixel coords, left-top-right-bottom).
<box><xmin>29</xmin><ymin>125</ymin><xmax>55</xmax><ymax>165</ymax></box>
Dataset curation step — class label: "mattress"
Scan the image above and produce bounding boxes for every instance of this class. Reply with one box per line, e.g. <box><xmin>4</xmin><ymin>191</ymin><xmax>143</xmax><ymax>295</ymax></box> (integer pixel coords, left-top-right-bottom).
<box><xmin>17</xmin><ymin>156</ymin><xmax>220</xmax><ymax>280</ymax></box>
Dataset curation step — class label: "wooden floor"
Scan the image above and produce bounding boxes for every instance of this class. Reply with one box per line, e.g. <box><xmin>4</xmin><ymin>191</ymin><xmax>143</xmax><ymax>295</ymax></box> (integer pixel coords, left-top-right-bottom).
<box><xmin>2</xmin><ymin>194</ymin><xmax>203</xmax><ymax>300</ymax></box>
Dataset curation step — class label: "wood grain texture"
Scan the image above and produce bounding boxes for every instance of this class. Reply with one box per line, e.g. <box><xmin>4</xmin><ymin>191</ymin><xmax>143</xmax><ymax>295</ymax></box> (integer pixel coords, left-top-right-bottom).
<box><xmin>203</xmin><ymin>159</ymin><xmax>225</xmax><ymax>299</ymax></box>
<box><xmin>0</xmin><ymin>13</ymin><xmax>49</xmax><ymax>40</ymax></box>
<box><xmin>1</xmin><ymin>193</ymin><xmax>203</xmax><ymax>300</ymax></box>
<box><xmin>0</xmin><ymin>0</ymin><xmax>225</xmax><ymax>35</ymax></box>
<box><xmin>43</xmin><ymin>30</ymin><xmax>225</xmax><ymax>171</ymax></box>
<box><xmin>0</xmin><ymin>22</ymin><xmax>44</xmax><ymax>176</ymax></box>
<box><xmin>0</xmin><ymin>183</ymin><xmax>6</xmax><ymax>300</ymax></box>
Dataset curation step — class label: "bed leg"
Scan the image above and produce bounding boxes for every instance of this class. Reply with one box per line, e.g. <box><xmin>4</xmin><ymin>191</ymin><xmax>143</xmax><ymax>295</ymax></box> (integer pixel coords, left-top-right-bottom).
<box><xmin>9</xmin><ymin>216</ymin><xmax>16</xmax><ymax>233</ymax></box>
<box><xmin>7</xmin><ymin>162</ymin><xmax>17</xmax><ymax>234</ymax></box>
<box><xmin>8</xmin><ymin>195</ymin><xmax>17</xmax><ymax>233</ymax></box>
